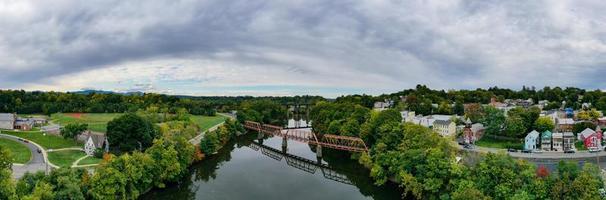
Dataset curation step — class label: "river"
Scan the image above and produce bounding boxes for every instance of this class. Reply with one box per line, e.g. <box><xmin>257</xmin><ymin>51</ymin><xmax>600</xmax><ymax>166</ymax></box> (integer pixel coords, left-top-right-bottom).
<box><xmin>141</xmin><ymin>132</ymin><xmax>403</xmax><ymax>200</ymax></box>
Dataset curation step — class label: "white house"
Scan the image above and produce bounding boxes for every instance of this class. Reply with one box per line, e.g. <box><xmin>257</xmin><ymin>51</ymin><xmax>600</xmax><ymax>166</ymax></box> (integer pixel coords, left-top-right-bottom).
<box><xmin>0</xmin><ymin>113</ymin><xmax>16</xmax><ymax>130</ymax></box>
<box><xmin>82</xmin><ymin>131</ymin><xmax>108</xmax><ymax>156</ymax></box>
<box><xmin>524</xmin><ymin>130</ymin><xmax>540</xmax><ymax>151</ymax></box>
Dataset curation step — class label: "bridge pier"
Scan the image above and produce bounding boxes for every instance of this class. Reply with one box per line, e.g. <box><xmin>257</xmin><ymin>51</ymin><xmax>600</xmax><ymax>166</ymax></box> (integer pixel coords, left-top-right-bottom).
<box><xmin>282</xmin><ymin>136</ymin><xmax>288</xmax><ymax>149</ymax></box>
<box><xmin>316</xmin><ymin>145</ymin><xmax>322</xmax><ymax>158</ymax></box>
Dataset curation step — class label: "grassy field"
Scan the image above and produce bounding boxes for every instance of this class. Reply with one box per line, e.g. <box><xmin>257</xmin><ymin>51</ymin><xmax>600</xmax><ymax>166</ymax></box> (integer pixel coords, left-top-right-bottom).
<box><xmin>0</xmin><ymin>138</ymin><xmax>32</xmax><ymax>164</ymax></box>
<box><xmin>191</xmin><ymin>115</ymin><xmax>227</xmax><ymax>132</ymax></box>
<box><xmin>48</xmin><ymin>150</ymin><xmax>86</xmax><ymax>168</ymax></box>
<box><xmin>77</xmin><ymin>156</ymin><xmax>103</xmax><ymax>166</ymax></box>
<box><xmin>475</xmin><ymin>137</ymin><xmax>524</xmax><ymax>150</ymax></box>
<box><xmin>50</xmin><ymin>113</ymin><xmax>123</xmax><ymax>133</ymax></box>
<box><xmin>1</xmin><ymin>130</ymin><xmax>81</xmax><ymax>149</ymax></box>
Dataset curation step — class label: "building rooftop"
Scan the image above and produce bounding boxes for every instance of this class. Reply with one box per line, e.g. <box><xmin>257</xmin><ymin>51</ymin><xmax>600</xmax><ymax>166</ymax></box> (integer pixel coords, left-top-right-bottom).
<box><xmin>0</xmin><ymin>113</ymin><xmax>15</xmax><ymax>121</ymax></box>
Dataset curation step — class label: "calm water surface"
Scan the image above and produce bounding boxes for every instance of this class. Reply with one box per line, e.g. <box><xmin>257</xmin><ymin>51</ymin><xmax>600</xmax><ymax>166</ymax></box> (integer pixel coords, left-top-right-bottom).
<box><xmin>141</xmin><ymin>133</ymin><xmax>402</xmax><ymax>200</ymax></box>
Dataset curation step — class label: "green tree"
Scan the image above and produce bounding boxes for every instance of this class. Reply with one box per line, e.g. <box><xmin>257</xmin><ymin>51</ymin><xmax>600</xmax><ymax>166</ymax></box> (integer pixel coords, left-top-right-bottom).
<box><xmin>573</xmin><ymin>122</ymin><xmax>596</xmax><ymax>134</ymax></box>
<box><xmin>569</xmin><ymin>164</ymin><xmax>602</xmax><ymax>199</ymax></box>
<box><xmin>504</xmin><ymin>116</ymin><xmax>526</xmax><ymax>138</ymax></box>
<box><xmin>45</xmin><ymin>168</ymin><xmax>85</xmax><ymax>200</ymax></box>
<box><xmin>0</xmin><ymin>146</ymin><xmax>16</xmax><ymax>200</ymax></box>
<box><xmin>21</xmin><ymin>182</ymin><xmax>54</xmax><ymax>200</ymax></box>
<box><xmin>237</xmin><ymin>100</ymin><xmax>287</xmax><ymax>126</ymax></box>
<box><xmin>437</xmin><ymin>101</ymin><xmax>453</xmax><ymax>114</ymax></box>
<box><xmin>89</xmin><ymin>166</ymin><xmax>128</xmax><ymax>200</ymax></box>
<box><xmin>577</xmin><ymin>109</ymin><xmax>601</xmax><ymax>121</ymax></box>
<box><xmin>60</xmin><ymin>123</ymin><xmax>88</xmax><ymax>139</ymax></box>
<box><xmin>106</xmin><ymin>113</ymin><xmax>158</xmax><ymax>153</ymax></box>
<box><xmin>481</xmin><ymin>106</ymin><xmax>506</xmax><ymax>136</ymax></box>
<box><xmin>534</xmin><ymin>116</ymin><xmax>555</xmax><ymax>133</ymax></box>
<box><xmin>145</xmin><ymin>139</ymin><xmax>182</xmax><ymax>187</ymax></box>
<box><xmin>360</xmin><ymin>109</ymin><xmax>402</xmax><ymax>146</ymax></box>
<box><xmin>453</xmin><ymin>101</ymin><xmax>465</xmax><ymax>116</ymax></box>
<box><xmin>339</xmin><ymin>119</ymin><xmax>360</xmax><ymax>137</ymax></box>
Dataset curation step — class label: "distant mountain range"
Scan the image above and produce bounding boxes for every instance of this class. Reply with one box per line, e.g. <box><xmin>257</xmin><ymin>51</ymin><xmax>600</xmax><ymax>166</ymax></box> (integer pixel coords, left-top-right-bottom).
<box><xmin>70</xmin><ymin>89</ymin><xmax>144</xmax><ymax>96</ymax></box>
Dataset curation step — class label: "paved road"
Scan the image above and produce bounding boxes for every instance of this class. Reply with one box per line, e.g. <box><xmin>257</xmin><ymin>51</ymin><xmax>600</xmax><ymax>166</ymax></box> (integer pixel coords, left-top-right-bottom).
<box><xmin>189</xmin><ymin>122</ymin><xmax>225</xmax><ymax>145</ymax></box>
<box><xmin>459</xmin><ymin>144</ymin><xmax>606</xmax><ymax>160</ymax></box>
<box><xmin>0</xmin><ymin>134</ymin><xmax>48</xmax><ymax>179</ymax></box>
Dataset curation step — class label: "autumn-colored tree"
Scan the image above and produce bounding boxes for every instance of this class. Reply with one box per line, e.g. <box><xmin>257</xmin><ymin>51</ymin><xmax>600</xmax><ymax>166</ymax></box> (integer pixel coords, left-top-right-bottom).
<box><xmin>536</xmin><ymin>165</ymin><xmax>549</xmax><ymax>178</ymax></box>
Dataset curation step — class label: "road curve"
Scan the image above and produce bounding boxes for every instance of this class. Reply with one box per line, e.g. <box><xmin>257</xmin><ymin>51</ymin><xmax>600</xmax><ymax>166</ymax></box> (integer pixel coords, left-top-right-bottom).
<box><xmin>0</xmin><ymin>133</ymin><xmax>50</xmax><ymax>179</ymax></box>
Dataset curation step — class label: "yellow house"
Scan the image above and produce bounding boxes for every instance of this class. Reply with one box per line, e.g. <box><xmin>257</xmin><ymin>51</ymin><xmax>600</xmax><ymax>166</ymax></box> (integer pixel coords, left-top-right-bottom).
<box><xmin>433</xmin><ymin>120</ymin><xmax>456</xmax><ymax>137</ymax></box>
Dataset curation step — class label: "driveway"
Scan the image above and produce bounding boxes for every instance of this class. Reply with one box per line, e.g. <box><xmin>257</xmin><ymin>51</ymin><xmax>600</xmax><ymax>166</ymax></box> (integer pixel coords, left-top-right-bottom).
<box><xmin>0</xmin><ymin>134</ymin><xmax>48</xmax><ymax>179</ymax></box>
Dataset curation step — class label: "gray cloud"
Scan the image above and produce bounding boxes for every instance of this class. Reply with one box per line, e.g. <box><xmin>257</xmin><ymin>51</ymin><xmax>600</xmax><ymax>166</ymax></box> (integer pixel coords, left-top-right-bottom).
<box><xmin>1</xmin><ymin>0</ymin><xmax>606</xmax><ymax>95</ymax></box>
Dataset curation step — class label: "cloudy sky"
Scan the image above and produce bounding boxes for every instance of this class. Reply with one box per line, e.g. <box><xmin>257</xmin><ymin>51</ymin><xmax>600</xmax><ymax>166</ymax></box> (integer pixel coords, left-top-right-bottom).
<box><xmin>1</xmin><ymin>0</ymin><xmax>606</xmax><ymax>97</ymax></box>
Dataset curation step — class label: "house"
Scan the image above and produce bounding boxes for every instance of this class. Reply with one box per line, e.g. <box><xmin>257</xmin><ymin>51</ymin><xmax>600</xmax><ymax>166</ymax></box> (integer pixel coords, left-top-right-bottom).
<box><xmin>552</xmin><ymin>132</ymin><xmax>564</xmax><ymax>151</ymax></box>
<box><xmin>0</xmin><ymin>113</ymin><xmax>16</xmax><ymax>130</ymax></box>
<box><xmin>29</xmin><ymin>117</ymin><xmax>47</xmax><ymax>126</ymax></box>
<box><xmin>524</xmin><ymin>130</ymin><xmax>540</xmax><ymax>151</ymax></box>
<box><xmin>580</xmin><ymin>127</ymin><xmax>602</xmax><ymax>151</ymax></box>
<box><xmin>556</xmin><ymin>118</ymin><xmax>574</xmax><ymax>132</ymax></box>
<box><xmin>41</xmin><ymin>124</ymin><xmax>61</xmax><ymax>135</ymax></box>
<box><xmin>373</xmin><ymin>100</ymin><xmax>393</xmax><ymax>111</ymax></box>
<box><xmin>489</xmin><ymin>97</ymin><xmax>507</xmax><ymax>108</ymax></box>
<box><xmin>433</xmin><ymin>120</ymin><xmax>456</xmax><ymax>137</ymax></box>
<box><xmin>14</xmin><ymin>118</ymin><xmax>34</xmax><ymax>131</ymax></box>
<box><xmin>541</xmin><ymin>131</ymin><xmax>552</xmax><ymax>151</ymax></box>
<box><xmin>80</xmin><ymin>131</ymin><xmax>108</xmax><ymax>156</ymax></box>
<box><xmin>562</xmin><ymin>132</ymin><xmax>575</xmax><ymax>151</ymax></box>
<box><xmin>400</xmin><ymin>111</ymin><xmax>415</xmax><ymax>123</ymax></box>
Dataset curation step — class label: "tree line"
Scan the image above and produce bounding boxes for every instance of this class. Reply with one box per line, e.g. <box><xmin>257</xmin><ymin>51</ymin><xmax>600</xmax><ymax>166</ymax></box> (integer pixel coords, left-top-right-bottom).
<box><xmin>0</xmin><ymin>90</ymin><xmax>323</xmax><ymax>116</ymax></box>
<box><xmin>336</xmin><ymin>85</ymin><xmax>606</xmax><ymax>115</ymax></box>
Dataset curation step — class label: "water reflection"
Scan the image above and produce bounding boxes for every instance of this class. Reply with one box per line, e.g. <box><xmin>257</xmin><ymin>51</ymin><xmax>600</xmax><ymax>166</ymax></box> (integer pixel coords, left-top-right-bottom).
<box><xmin>141</xmin><ymin>134</ymin><xmax>403</xmax><ymax>200</ymax></box>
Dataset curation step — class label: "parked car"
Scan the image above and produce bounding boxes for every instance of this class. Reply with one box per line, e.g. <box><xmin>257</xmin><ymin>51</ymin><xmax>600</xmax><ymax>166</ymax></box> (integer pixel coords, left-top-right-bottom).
<box><xmin>507</xmin><ymin>148</ymin><xmax>518</xmax><ymax>152</ymax></box>
<box><xmin>37</xmin><ymin>149</ymin><xmax>42</xmax><ymax>154</ymax></box>
<box><xmin>589</xmin><ymin>147</ymin><xmax>601</xmax><ymax>153</ymax></box>
<box><xmin>564</xmin><ymin>149</ymin><xmax>575</xmax><ymax>154</ymax></box>
<box><xmin>463</xmin><ymin>144</ymin><xmax>473</xmax><ymax>149</ymax></box>
<box><xmin>23</xmin><ymin>140</ymin><xmax>29</xmax><ymax>143</ymax></box>
<box><xmin>521</xmin><ymin>149</ymin><xmax>532</xmax><ymax>153</ymax></box>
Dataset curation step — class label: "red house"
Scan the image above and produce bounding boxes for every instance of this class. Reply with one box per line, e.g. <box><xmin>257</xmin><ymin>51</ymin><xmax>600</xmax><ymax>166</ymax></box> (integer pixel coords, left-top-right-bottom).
<box><xmin>580</xmin><ymin>126</ymin><xmax>602</xmax><ymax>150</ymax></box>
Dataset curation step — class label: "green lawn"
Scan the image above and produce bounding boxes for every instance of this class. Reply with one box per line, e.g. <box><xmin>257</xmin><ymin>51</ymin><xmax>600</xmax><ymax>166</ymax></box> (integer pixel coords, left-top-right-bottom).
<box><xmin>1</xmin><ymin>130</ymin><xmax>81</xmax><ymax>149</ymax></box>
<box><xmin>77</xmin><ymin>156</ymin><xmax>103</xmax><ymax>166</ymax></box>
<box><xmin>191</xmin><ymin>115</ymin><xmax>227</xmax><ymax>132</ymax></box>
<box><xmin>475</xmin><ymin>137</ymin><xmax>524</xmax><ymax>150</ymax></box>
<box><xmin>0</xmin><ymin>138</ymin><xmax>32</xmax><ymax>164</ymax></box>
<box><xmin>50</xmin><ymin>113</ymin><xmax>123</xmax><ymax>133</ymax></box>
<box><xmin>48</xmin><ymin>150</ymin><xmax>86</xmax><ymax>168</ymax></box>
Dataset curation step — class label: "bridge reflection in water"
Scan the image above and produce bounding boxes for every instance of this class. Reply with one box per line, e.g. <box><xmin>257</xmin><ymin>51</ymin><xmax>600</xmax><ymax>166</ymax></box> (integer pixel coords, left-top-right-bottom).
<box><xmin>248</xmin><ymin>141</ymin><xmax>353</xmax><ymax>185</ymax></box>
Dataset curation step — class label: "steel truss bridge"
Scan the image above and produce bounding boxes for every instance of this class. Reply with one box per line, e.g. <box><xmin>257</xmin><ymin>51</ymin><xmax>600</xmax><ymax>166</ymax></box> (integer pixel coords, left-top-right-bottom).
<box><xmin>243</xmin><ymin>121</ymin><xmax>368</xmax><ymax>152</ymax></box>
